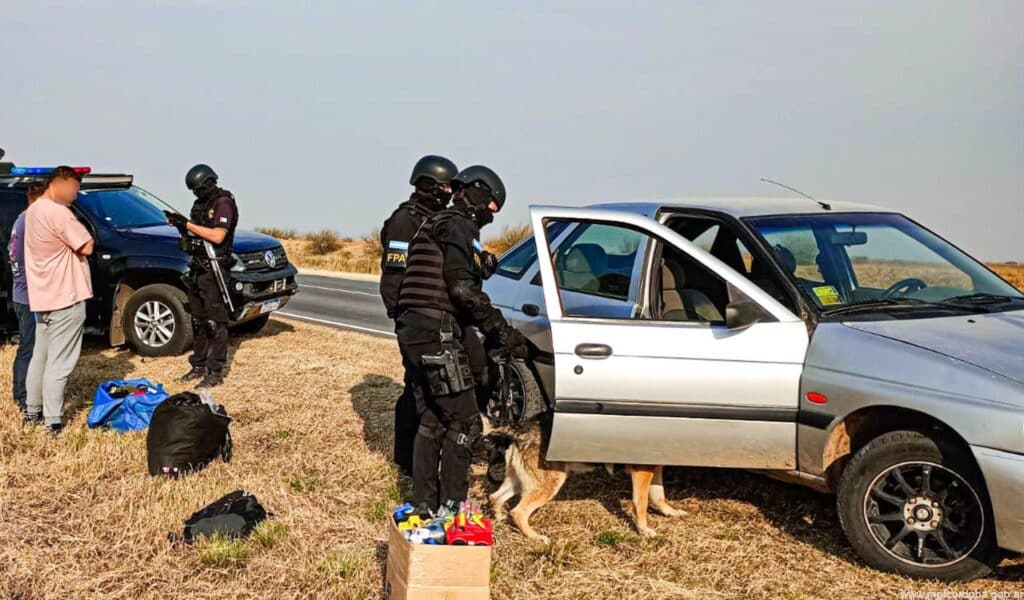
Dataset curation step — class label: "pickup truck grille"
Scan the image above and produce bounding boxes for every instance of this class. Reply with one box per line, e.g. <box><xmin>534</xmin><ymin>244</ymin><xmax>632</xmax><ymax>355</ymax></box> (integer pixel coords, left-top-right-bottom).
<box><xmin>238</xmin><ymin>246</ymin><xmax>289</xmax><ymax>272</ymax></box>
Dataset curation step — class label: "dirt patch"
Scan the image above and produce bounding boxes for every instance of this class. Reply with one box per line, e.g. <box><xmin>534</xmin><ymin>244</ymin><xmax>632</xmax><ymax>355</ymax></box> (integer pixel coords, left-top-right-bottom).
<box><xmin>0</xmin><ymin>319</ymin><xmax>1020</xmax><ymax>598</ymax></box>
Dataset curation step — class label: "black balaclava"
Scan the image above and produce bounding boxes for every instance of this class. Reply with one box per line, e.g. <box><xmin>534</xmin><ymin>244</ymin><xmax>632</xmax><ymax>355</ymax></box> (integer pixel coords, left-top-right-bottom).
<box><xmin>194</xmin><ymin>178</ymin><xmax>219</xmax><ymax>200</ymax></box>
<box><xmin>453</xmin><ymin>183</ymin><xmax>495</xmax><ymax>227</ymax></box>
<box><xmin>411</xmin><ymin>179</ymin><xmax>451</xmax><ymax>212</ymax></box>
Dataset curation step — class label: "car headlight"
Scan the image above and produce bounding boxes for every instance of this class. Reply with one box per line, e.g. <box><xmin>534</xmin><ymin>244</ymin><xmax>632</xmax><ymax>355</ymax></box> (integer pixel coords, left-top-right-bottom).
<box><xmin>230</xmin><ymin>253</ymin><xmax>245</xmax><ymax>273</ymax></box>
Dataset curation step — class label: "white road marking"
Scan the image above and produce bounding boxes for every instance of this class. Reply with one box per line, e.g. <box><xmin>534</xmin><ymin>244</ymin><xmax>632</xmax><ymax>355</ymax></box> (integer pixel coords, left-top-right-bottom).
<box><xmin>274</xmin><ymin>311</ymin><xmax>395</xmax><ymax>337</ymax></box>
<box><xmin>298</xmin><ymin>283</ymin><xmax>377</xmax><ymax>296</ymax></box>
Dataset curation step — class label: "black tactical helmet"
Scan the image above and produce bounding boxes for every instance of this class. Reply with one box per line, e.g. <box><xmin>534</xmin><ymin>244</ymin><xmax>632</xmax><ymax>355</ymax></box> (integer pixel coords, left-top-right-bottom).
<box><xmin>409</xmin><ymin>155</ymin><xmax>458</xmax><ymax>186</ymax></box>
<box><xmin>186</xmin><ymin>164</ymin><xmax>218</xmax><ymax>191</ymax></box>
<box><xmin>452</xmin><ymin>165</ymin><xmax>505</xmax><ymax>210</ymax></box>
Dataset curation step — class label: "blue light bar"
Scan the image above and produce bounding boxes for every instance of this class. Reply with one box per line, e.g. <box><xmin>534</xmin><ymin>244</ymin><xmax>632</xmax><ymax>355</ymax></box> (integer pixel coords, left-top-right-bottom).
<box><xmin>9</xmin><ymin>166</ymin><xmax>91</xmax><ymax>176</ymax></box>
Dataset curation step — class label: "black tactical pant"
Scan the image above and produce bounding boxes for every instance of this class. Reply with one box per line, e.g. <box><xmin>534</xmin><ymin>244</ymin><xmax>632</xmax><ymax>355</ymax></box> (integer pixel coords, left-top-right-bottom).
<box><xmin>187</xmin><ymin>266</ymin><xmax>231</xmax><ymax>372</ymax></box>
<box><xmin>396</xmin><ymin>309</ymin><xmax>482</xmax><ymax>511</ymax></box>
<box><xmin>393</xmin><ymin>320</ymin><xmax>486</xmax><ymax>478</ymax></box>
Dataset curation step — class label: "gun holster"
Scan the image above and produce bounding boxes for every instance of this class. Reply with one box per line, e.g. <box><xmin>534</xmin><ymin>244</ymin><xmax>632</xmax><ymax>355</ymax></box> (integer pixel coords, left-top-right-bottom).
<box><xmin>420</xmin><ymin>315</ymin><xmax>475</xmax><ymax>397</ymax></box>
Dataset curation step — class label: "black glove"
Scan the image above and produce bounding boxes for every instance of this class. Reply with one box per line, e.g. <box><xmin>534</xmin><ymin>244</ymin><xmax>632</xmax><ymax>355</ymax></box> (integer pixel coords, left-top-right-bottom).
<box><xmin>492</xmin><ymin>325</ymin><xmax>528</xmax><ymax>359</ymax></box>
<box><xmin>164</xmin><ymin>211</ymin><xmax>189</xmax><ymax>234</ymax></box>
<box><xmin>480</xmin><ymin>251</ymin><xmax>499</xmax><ymax>279</ymax></box>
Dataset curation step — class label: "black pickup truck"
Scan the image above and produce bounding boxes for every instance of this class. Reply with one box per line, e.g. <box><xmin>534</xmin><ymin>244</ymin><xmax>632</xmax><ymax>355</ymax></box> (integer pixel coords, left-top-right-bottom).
<box><xmin>0</xmin><ymin>163</ymin><xmax>299</xmax><ymax>356</ymax></box>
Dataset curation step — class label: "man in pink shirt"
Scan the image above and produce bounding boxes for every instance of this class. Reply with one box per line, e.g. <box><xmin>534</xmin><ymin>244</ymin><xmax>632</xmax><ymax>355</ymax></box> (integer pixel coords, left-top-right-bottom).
<box><xmin>24</xmin><ymin>166</ymin><xmax>94</xmax><ymax>434</ymax></box>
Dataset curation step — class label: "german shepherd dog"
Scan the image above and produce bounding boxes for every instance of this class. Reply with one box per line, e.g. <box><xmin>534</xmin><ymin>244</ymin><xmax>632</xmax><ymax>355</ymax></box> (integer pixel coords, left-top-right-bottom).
<box><xmin>485</xmin><ymin>418</ymin><xmax>688</xmax><ymax>544</ymax></box>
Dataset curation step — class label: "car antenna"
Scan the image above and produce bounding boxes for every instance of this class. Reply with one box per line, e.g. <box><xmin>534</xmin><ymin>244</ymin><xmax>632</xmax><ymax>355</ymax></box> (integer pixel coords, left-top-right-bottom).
<box><xmin>760</xmin><ymin>178</ymin><xmax>830</xmax><ymax>210</ymax></box>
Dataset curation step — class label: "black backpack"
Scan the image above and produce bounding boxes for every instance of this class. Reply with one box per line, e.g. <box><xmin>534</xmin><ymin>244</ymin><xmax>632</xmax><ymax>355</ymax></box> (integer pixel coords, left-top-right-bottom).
<box><xmin>173</xmin><ymin>490</ymin><xmax>268</xmax><ymax>544</ymax></box>
<box><xmin>146</xmin><ymin>392</ymin><xmax>232</xmax><ymax>477</ymax></box>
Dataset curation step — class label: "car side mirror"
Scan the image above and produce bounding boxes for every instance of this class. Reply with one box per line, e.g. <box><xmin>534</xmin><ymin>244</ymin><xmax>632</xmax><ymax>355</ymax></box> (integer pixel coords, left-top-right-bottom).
<box><xmin>725</xmin><ymin>299</ymin><xmax>768</xmax><ymax>330</ymax></box>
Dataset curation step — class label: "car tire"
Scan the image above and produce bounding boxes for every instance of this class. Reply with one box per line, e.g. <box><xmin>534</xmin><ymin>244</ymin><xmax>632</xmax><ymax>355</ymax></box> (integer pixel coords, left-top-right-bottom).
<box><xmin>231</xmin><ymin>314</ymin><xmax>271</xmax><ymax>336</ymax></box>
<box><xmin>836</xmin><ymin>430</ymin><xmax>997</xmax><ymax>582</ymax></box>
<box><xmin>123</xmin><ymin>284</ymin><xmax>193</xmax><ymax>357</ymax></box>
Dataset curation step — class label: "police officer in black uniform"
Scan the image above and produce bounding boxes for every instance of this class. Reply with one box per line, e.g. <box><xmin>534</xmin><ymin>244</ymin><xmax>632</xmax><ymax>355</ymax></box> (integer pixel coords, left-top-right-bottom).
<box><xmin>380</xmin><ymin>156</ymin><xmax>501</xmax><ymax>478</ymax></box>
<box><xmin>394</xmin><ymin>165</ymin><xmax>526</xmax><ymax>511</ymax></box>
<box><xmin>168</xmin><ymin>164</ymin><xmax>239</xmax><ymax>389</ymax></box>
<box><xmin>380</xmin><ymin>155</ymin><xmax>456</xmax><ymax>478</ymax></box>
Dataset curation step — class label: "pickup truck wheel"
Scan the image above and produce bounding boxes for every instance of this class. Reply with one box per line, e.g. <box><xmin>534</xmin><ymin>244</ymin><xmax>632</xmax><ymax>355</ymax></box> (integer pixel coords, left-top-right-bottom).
<box><xmin>231</xmin><ymin>314</ymin><xmax>271</xmax><ymax>336</ymax></box>
<box><xmin>836</xmin><ymin>430</ymin><xmax>996</xmax><ymax>581</ymax></box>
<box><xmin>123</xmin><ymin>284</ymin><xmax>192</xmax><ymax>357</ymax></box>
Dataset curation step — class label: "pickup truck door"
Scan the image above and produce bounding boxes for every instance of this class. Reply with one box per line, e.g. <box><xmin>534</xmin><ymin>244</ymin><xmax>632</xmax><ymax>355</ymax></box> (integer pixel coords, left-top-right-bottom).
<box><xmin>531</xmin><ymin>206</ymin><xmax>809</xmax><ymax>469</ymax></box>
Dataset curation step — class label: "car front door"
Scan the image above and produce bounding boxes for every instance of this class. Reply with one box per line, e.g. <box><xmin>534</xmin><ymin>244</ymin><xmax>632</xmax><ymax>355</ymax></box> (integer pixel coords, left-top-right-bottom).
<box><xmin>531</xmin><ymin>206</ymin><xmax>809</xmax><ymax>469</ymax></box>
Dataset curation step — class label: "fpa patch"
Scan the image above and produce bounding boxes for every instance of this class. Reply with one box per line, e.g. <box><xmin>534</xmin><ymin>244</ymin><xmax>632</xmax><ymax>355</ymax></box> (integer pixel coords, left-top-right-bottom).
<box><xmin>472</xmin><ymin>239</ymin><xmax>483</xmax><ymax>267</ymax></box>
<box><xmin>385</xmin><ymin>240</ymin><xmax>409</xmax><ymax>269</ymax></box>
<box><xmin>812</xmin><ymin>285</ymin><xmax>842</xmax><ymax>305</ymax></box>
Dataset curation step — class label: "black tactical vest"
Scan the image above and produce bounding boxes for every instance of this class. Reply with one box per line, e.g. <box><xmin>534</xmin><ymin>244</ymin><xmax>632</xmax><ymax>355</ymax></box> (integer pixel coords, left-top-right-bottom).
<box><xmin>396</xmin><ymin>212</ymin><xmax>458</xmax><ymax>315</ymax></box>
<box><xmin>189</xmin><ymin>189</ymin><xmax>237</xmax><ymax>262</ymax></box>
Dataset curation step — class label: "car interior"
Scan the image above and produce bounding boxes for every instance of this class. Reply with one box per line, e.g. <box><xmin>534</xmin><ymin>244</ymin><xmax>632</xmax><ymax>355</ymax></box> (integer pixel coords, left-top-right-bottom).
<box><xmin>658</xmin><ymin>216</ymin><xmax>800</xmax><ymax>318</ymax></box>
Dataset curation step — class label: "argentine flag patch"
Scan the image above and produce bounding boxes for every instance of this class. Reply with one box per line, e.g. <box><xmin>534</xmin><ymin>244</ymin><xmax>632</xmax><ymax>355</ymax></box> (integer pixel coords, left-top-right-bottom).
<box><xmin>385</xmin><ymin>240</ymin><xmax>409</xmax><ymax>269</ymax></box>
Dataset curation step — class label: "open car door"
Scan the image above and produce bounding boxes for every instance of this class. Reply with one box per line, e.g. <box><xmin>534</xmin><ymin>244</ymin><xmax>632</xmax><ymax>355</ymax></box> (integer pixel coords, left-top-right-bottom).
<box><xmin>531</xmin><ymin>206</ymin><xmax>809</xmax><ymax>469</ymax></box>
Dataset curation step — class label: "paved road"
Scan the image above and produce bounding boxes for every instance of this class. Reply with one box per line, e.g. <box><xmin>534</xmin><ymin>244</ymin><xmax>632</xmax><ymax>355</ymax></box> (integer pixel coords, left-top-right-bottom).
<box><xmin>275</xmin><ymin>274</ymin><xmax>394</xmax><ymax>337</ymax></box>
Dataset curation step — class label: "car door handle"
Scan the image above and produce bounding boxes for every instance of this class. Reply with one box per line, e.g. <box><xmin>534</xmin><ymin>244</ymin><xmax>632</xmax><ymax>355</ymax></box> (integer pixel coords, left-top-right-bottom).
<box><xmin>575</xmin><ymin>343</ymin><xmax>612</xmax><ymax>359</ymax></box>
<box><xmin>521</xmin><ymin>303</ymin><xmax>540</xmax><ymax>317</ymax></box>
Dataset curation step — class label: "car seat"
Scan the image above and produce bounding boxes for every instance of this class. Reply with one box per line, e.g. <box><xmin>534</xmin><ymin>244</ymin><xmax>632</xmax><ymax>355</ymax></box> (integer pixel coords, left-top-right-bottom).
<box><xmin>559</xmin><ymin>243</ymin><xmax>606</xmax><ymax>293</ymax></box>
<box><xmin>660</xmin><ymin>262</ymin><xmax>723</xmax><ymax>322</ymax></box>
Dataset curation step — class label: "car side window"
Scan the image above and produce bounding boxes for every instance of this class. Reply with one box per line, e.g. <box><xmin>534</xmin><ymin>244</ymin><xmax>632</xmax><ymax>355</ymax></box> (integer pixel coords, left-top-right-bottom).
<box><xmin>666</xmin><ymin>215</ymin><xmax>797</xmax><ymax>313</ymax></box>
<box><xmin>495</xmin><ymin>221</ymin><xmax>569</xmax><ymax>280</ymax></box>
<box><xmin>553</xmin><ymin>223</ymin><xmax>641</xmax><ymax>300</ymax></box>
<box><xmin>649</xmin><ymin>244</ymin><xmax>728</xmax><ymax>324</ymax></box>
<box><xmin>543</xmin><ymin>221</ymin><xmax>646</xmax><ymax>319</ymax></box>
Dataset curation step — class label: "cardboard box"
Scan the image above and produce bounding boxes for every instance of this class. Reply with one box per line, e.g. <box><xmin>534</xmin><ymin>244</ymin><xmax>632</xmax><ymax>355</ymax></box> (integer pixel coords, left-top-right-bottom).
<box><xmin>385</xmin><ymin>516</ymin><xmax>491</xmax><ymax>599</ymax></box>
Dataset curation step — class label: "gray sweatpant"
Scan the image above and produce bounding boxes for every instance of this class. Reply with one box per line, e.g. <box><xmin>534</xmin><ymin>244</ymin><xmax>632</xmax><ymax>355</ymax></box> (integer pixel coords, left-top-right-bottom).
<box><xmin>26</xmin><ymin>302</ymin><xmax>86</xmax><ymax>425</ymax></box>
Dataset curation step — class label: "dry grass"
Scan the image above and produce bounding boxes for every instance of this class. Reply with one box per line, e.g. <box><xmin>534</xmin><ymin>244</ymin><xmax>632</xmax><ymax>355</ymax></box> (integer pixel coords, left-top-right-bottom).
<box><xmin>991</xmin><ymin>263</ymin><xmax>1024</xmax><ymax>291</ymax></box>
<box><xmin>254</xmin><ymin>226</ymin><xmax>299</xmax><ymax>240</ymax></box>
<box><xmin>279</xmin><ymin>237</ymin><xmax>381</xmax><ymax>274</ymax></box>
<box><xmin>265</xmin><ymin>221</ymin><xmax>528</xmax><ymax>275</ymax></box>
<box><xmin>485</xmin><ymin>224</ymin><xmax>532</xmax><ymax>256</ymax></box>
<box><xmin>0</xmin><ymin>320</ymin><xmax>1020</xmax><ymax>599</ymax></box>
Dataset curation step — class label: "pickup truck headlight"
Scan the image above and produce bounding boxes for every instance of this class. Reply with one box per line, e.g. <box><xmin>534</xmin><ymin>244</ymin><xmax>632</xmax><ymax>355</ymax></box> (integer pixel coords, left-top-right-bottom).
<box><xmin>230</xmin><ymin>253</ymin><xmax>245</xmax><ymax>273</ymax></box>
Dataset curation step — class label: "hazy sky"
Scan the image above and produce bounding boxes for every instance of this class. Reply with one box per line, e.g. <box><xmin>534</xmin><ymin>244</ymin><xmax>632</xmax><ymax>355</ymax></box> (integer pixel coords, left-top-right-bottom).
<box><xmin>4</xmin><ymin>1</ymin><xmax>1021</xmax><ymax>259</ymax></box>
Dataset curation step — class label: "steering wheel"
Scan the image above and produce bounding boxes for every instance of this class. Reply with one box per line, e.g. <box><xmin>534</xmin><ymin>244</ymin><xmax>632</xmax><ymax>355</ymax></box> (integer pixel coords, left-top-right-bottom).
<box><xmin>882</xmin><ymin>277</ymin><xmax>928</xmax><ymax>298</ymax></box>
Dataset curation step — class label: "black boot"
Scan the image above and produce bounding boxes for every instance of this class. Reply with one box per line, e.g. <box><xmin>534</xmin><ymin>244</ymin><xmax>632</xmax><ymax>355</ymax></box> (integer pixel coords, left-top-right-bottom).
<box><xmin>196</xmin><ymin>370</ymin><xmax>224</xmax><ymax>389</ymax></box>
<box><xmin>180</xmin><ymin>366</ymin><xmax>207</xmax><ymax>382</ymax></box>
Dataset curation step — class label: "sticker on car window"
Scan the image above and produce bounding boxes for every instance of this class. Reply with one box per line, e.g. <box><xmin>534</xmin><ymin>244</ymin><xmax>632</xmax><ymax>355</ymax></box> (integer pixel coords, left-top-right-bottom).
<box><xmin>812</xmin><ymin>285</ymin><xmax>842</xmax><ymax>305</ymax></box>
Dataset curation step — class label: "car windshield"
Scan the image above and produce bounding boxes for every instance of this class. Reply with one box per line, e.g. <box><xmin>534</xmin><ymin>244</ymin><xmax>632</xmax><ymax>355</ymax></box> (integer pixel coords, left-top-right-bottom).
<box><xmin>744</xmin><ymin>212</ymin><xmax>1022</xmax><ymax>314</ymax></box>
<box><xmin>76</xmin><ymin>186</ymin><xmax>177</xmax><ymax>229</ymax></box>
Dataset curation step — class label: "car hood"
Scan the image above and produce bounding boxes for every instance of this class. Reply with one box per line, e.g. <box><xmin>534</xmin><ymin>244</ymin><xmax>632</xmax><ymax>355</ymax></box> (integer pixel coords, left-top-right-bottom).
<box><xmin>126</xmin><ymin>225</ymin><xmax>281</xmax><ymax>252</ymax></box>
<box><xmin>844</xmin><ymin>309</ymin><xmax>1024</xmax><ymax>384</ymax></box>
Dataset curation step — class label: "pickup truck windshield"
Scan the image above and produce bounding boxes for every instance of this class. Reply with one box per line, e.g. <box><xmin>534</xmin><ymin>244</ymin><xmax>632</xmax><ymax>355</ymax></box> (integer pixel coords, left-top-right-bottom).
<box><xmin>77</xmin><ymin>186</ymin><xmax>176</xmax><ymax>229</ymax></box>
<box><xmin>745</xmin><ymin>212</ymin><xmax>1023</xmax><ymax>313</ymax></box>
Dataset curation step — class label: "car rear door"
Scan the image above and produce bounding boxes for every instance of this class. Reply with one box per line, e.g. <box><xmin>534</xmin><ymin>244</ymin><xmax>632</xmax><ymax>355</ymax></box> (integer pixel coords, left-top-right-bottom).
<box><xmin>531</xmin><ymin>206</ymin><xmax>808</xmax><ymax>469</ymax></box>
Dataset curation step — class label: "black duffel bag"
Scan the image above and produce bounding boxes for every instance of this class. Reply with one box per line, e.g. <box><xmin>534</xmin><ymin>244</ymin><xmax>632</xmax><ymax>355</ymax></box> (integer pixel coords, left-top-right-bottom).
<box><xmin>172</xmin><ymin>490</ymin><xmax>268</xmax><ymax>544</ymax></box>
<box><xmin>147</xmin><ymin>392</ymin><xmax>232</xmax><ymax>477</ymax></box>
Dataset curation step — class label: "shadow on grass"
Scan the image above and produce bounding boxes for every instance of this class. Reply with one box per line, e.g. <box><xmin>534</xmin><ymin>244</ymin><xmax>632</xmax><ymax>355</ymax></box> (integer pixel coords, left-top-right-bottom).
<box><xmin>349</xmin><ymin>374</ymin><xmax>403</xmax><ymax>460</ymax></box>
<box><xmin>543</xmin><ymin>464</ymin><xmax>1022</xmax><ymax>581</ymax></box>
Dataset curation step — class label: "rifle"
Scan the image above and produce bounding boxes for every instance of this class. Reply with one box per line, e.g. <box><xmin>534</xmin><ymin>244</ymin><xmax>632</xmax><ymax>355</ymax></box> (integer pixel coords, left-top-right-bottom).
<box><xmin>202</xmin><ymin>240</ymin><xmax>235</xmax><ymax>313</ymax></box>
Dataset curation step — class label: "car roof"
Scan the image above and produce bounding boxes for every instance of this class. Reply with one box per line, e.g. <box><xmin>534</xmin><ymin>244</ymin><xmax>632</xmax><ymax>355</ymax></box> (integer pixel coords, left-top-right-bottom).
<box><xmin>587</xmin><ymin>196</ymin><xmax>888</xmax><ymax>219</ymax></box>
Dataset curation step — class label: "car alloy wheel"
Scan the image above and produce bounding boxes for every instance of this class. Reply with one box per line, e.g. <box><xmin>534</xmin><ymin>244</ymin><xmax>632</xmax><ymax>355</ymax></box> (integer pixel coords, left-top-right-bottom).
<box><xmin>863</xmin><ymin>460</ymin><xmax>985</xmax><ymax>568</ymax></box>
<box><xmin>133</xmin><ymin>299</ymin><xmax>176</xmax><ymax>348</ymax></box>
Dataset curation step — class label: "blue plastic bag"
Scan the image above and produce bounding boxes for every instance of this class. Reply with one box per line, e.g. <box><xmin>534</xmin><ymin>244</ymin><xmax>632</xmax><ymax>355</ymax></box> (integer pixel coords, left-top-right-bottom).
<box><xmin>87</xmin><ymin>379</ymin><xmax>170</xmax><ymax>432</ymax></box>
